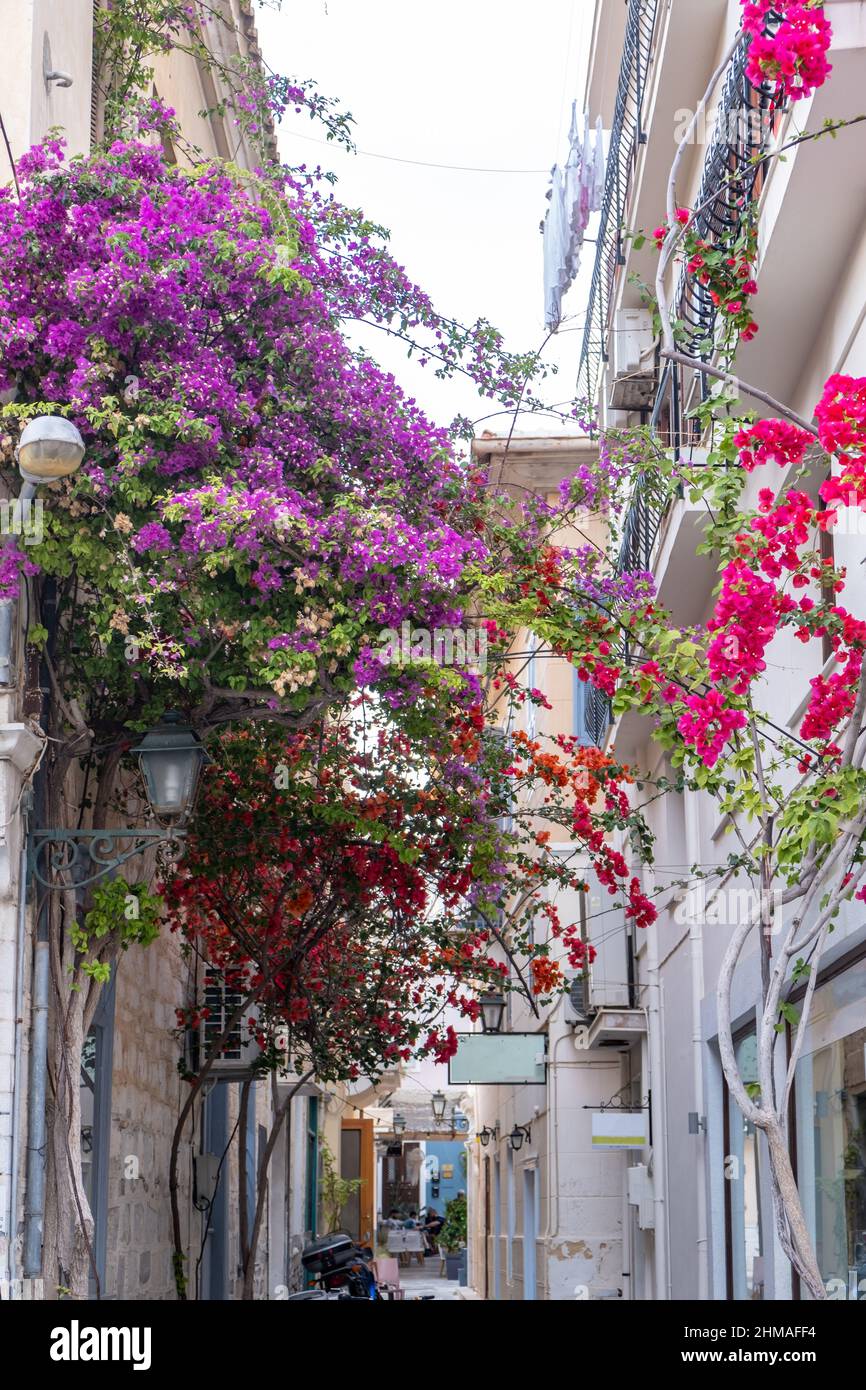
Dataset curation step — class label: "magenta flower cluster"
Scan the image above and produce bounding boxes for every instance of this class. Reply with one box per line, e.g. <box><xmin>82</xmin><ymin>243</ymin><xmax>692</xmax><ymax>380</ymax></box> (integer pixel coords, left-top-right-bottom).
<box><xmin>0</xmin><ymin>140</ymin><xmax>503</xmax><ymax>700</ymax></box>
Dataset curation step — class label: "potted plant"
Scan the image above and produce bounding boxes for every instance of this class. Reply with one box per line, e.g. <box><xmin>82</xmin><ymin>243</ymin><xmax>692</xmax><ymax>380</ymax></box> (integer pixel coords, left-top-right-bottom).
<box><xmin>439</xmin><ymin>1193</ymin><xmax>467</xmax><ymax>1280</ymax></box>
<box><xmin>319</xmin><ymin>1139</ymin><xmax>364</xmax><ymax>1234</ymax></box>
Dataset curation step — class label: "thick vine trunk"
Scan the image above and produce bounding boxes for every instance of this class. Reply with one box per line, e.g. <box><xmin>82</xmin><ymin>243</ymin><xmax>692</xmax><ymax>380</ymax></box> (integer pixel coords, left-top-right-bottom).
<box><xmin>716</xmin><ymin>897</ymin><xmax>827</xmax><ymax>1302</ymax></box>
<box><xmin>40</xmin><ymin>749</ymin><xmax>121</xmax><ymax>1300</ymax></box>
<box><xmin>765</xmin><ymin>1121</ymin><xmax>826</xmax><ymax>1301</ymax></box>
<box><xmin>45</xmin><ymin>988</ymin><xmax>96</xmax><ymax>1299</ymax></box>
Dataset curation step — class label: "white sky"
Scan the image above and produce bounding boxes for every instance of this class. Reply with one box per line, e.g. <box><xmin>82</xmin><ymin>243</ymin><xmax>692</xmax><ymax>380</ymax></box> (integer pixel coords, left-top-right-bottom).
<box><xmin>254</xmin><ymin>0</ymin><xmax>597</xmax><ymax>439</ymax></box>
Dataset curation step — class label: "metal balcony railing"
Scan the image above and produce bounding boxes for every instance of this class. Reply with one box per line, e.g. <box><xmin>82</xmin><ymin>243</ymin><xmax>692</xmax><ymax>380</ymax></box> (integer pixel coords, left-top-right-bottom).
<box><xmin>580</xmin><ymin>11</ymin><xmax>778</xmax><ymax>748</ymax></box>
<box><xmin>577</xmin><ymin>0</ymin><xmax>660</xmax><ymax>408</ymax></box>
<box><xmin>584</xmin><ymin>473</ymin><xmax>665</xmax><ymax>744</ymax></box>
<box><xmin>675</xmin><ymin>36</ymin><xmax>774</xmax><ymax>365</ymax></box>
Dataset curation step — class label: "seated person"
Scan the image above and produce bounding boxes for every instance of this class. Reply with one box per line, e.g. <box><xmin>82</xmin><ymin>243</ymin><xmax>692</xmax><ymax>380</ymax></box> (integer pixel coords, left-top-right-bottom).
<box><xmin>422</xmin><ymin>1208</ymin><xmax>444</xmax><ymax>1252</ymax></box>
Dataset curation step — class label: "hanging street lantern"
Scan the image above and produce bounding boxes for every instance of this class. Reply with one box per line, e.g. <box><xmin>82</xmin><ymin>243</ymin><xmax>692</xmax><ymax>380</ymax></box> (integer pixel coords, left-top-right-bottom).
<box><xmin>508</xmin><ymin>1124</ymin><xmax>531</xmax><ymax>1152</ymax></box>
<box><xmin>131</xmin><ymin>711</ymin><xmax>210</xmax><ymax>824</ymax></box>
<box><xmin>479</xmin><ymin>990</ymin><xmax>506</xmax><ymax>1034</ymax></box>
<box><xmin>17</xmin><ymin>415</ymin><xmax>85</xmax><ymax>481</ymax></box>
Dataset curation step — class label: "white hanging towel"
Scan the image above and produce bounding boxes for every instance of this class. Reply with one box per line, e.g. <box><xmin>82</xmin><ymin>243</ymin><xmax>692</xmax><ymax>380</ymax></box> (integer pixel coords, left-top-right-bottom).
<box><xmin>542</xmin><ymin>104</ymin><xmax>606</xmax><ymax>329</ymax></box>
<box><xmin>543</xmin><ymin>163</ymin><xmax>568</xmax><ymax>329</ymax></box>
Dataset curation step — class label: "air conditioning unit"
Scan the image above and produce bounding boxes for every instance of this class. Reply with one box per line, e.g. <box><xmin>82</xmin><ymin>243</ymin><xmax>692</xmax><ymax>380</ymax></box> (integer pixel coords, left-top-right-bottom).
<box><xmin>627</xmin><ymin>1163</ymin><xmax>655</xmax><ymax>1230</ymax></box>
<box><xmin>192</xmin><ymin>966</ymin><xmax>261</xmax><ymax>1079</ymax></box>
<box><xmin>271</xmin><ymin>1029</ymin><xmax>323</xmax><ymax>1097</ymax></box>
<box><xmin>609</xmin><ymin>308</ymin><xmax>656</xmax><ymax>412</ymax></box>
<box><xmin>563</xmin><ymin>970</ymin><xmax>596</xmax><ymax>1026</ymax></box>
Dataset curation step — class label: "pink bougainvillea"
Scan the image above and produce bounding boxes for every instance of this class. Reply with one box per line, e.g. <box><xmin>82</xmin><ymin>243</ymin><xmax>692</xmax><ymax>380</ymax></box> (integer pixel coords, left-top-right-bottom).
<box><xmin>742</xmin><ymin>2</ymin><xmax>832</xmax><ymax>102</ymax></box>
<box><xmin>677</xmin><ymin>691</ymin><xmax>748</xmax><ymax>768</ymax></box>
<box><xmin>734</xmin><ymin>418</ymin><xmax>814</xmax><ymax>472</ymax></box>
<box><xmin>707</xmin><ymin>561</ymin><xmax>779</xmax><ymax>693</ymax></box>
<box><xmin>817</xmin><ymin>374</ymin><xmax>866</xmax><ymax>509</ymax></box>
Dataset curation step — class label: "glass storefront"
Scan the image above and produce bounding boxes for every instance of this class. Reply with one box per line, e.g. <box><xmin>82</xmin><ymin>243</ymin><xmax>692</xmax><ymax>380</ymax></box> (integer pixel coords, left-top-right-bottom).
<box><xmin>794</xmin><ymin>954</ymin><xmax>866</xmax><ymax>1299</ymax></box>
<box><xmin>727</xmin><ymin>1031</ymin><xmax>765</xmax><ymax>1299</ymax></box>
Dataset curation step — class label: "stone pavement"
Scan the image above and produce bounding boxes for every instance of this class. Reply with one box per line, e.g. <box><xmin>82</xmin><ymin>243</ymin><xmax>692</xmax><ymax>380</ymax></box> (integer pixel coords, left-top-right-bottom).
<box><xmin>396</xmin><ymin>1257</ymin><xmax>462</xmax><ymax>1301</ymax></box>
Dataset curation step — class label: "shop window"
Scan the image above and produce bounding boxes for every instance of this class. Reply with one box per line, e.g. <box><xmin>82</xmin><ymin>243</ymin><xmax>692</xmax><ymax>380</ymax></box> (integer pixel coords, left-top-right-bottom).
<box><xmin>794</xmin><ymin>955</ymin><xmax>866</xmax><ymax>1299</ymax></box>
<box><xmin>724</xmin><ymin>1029</ymin><xmax>765</xmax><ymax>1299</ymax></box>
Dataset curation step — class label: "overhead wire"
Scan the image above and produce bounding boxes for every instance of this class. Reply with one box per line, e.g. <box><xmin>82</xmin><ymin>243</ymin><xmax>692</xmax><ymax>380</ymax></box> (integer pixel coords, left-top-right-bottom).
<box><xmin>285</xmin><ymin>127</ymin><xmax>550</xmax><ymax>175</ymax></box>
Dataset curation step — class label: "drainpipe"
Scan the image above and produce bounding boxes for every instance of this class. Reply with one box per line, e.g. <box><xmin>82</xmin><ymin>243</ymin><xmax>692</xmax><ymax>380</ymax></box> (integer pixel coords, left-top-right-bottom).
<box><xmin>6</xmin><ymin>823</ymin><xmax>30</xmax><ymax>1285</ymax></box>
<box><xmin>22</xmin><ymin>904</ymin><xmax>49</xmax><ymax>1278</ymax></box>
<box><xmin>546</xmin><ymin>1029</ymin><xmax>571</xmax><ymax>1241</ymax></box>
<box><xmin>684</xmin><ymin>789</ymin><xmax>710</xmax><ymax>1301</ymax></box>
<box><xmin>22</xmin><ymin>577</ymin><xmax>56</xmax><ymax>1279</ymax></box>
<box><xmin>689</xmin><ymin>902</ymin><xmax>710</xmax><ymax>1300</ymax></box>
<box><xmin>645</xmin><ymin>912</ymin><xmax>669</xmax><ymax>1298</ymax></box>
<box><xmin>621</xmin><ymin>1151</ymin><xmax>633</xmax><ymax>1301</ymax></box>
<box><xmin>2</xmin><ymin>473</ymin><xmax>40</xmax><ymax>1284</ymax></box>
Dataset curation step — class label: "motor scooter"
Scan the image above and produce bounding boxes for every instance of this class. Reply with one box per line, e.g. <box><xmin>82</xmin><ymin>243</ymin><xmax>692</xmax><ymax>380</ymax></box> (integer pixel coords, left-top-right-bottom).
<box><xmin>294</xmin><ymin>1232</ymin><xmax>381</xmax><ymax>1300</ymax></box>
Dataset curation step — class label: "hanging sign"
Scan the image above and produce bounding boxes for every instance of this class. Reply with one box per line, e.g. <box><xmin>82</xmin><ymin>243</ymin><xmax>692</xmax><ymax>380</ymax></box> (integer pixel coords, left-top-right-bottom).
<box><xmin>448</xmin><ymin>1033</ymin><xmax>546</xmax><ymax>1085</ymax></box>
<box><xmin>591</xmin><ymin>1111</ymin><xmax>648</xmax><ymax>1148</ymax></box>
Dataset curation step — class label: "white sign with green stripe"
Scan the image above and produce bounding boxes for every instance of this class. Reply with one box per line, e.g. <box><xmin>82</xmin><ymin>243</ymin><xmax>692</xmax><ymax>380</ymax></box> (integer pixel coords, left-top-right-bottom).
<box><xmin>591</xmin><ymin>1112</ymin><xmax>648</xmax><ymax>1148</ymax></box>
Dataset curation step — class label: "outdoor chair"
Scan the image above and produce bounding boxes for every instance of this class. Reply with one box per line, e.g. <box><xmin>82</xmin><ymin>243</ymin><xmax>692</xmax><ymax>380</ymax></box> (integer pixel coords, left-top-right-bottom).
<box><xmin>373</xmin><ymin>1257</ymin><xmax>405</xmax><ymax>1300</ymax></box>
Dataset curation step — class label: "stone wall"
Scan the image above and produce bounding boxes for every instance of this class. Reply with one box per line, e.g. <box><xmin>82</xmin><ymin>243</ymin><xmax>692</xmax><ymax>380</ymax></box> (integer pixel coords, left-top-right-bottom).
<box><xmin>106</xmin><ymin>927</ymin><xmax>191</xmax><ymax>1299</ymax></box>
<box><xmin>106</xmin><ymin>930</ymin><xmax>278</xmax><ymax>1299</ymax></box>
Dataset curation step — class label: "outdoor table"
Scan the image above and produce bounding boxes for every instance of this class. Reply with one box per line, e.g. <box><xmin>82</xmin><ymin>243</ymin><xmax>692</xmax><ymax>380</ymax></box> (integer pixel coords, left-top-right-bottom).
<box><xmin>386</xmin><ymin>1227</ymin><xmax>425</xmax><ymax>1265</ymax></box>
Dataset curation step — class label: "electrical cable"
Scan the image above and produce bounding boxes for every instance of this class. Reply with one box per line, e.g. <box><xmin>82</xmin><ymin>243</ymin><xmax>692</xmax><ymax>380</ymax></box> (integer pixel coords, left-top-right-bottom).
<box><xmin>285</xmin><ymin>127</ymin><xmax>550</xmax><ymax>175</ymax></box>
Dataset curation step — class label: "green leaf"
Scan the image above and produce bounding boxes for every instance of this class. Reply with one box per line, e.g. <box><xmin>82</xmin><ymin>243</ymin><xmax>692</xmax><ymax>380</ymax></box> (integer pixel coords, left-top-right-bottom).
<box><xmin>779</xmin><ymin>1000</ymin><xmax>800</xmax><ymax>1030</ymax></box>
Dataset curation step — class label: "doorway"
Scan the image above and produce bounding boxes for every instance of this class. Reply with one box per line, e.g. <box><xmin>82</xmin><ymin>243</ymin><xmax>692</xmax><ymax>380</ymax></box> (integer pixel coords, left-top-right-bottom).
<box><xmin>340</xmin><ymin>1117</ymin><xmax>374</xmax><ymax>1247</ymax></box>
<box><xmin>522</xmin><ymin>1167</ymin><xmax>537</xmax><ymax>1300</ymax></box>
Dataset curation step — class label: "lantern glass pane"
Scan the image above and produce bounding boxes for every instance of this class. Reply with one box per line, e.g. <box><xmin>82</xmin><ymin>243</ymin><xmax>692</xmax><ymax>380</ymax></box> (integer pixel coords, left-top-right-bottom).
<box><xmin>141</xmin><ymin>748</ymin><xmax>195</xmax><ymax>817</ymax></box>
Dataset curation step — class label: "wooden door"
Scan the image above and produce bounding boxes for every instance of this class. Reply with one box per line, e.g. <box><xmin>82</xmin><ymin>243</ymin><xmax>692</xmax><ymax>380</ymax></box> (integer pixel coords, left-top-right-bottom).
<box><xmin>340</xmin><ymin>1117</ymin><xmax>375</xmax><ymax>1247</ymax></box>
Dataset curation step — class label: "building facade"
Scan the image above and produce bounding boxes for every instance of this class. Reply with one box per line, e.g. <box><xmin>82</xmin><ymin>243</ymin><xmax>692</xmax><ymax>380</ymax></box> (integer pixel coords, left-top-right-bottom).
<box><xmin>0</xmin><ymin>0</ymin><xmax>331</xmax><ymax>1302</ymax></box>
<box><xmin>578</xmin><ymin>0</ymin><xmax>866</xmax><ymax>1302</ymax></box>
<box><xmin>464</xmin><ymin>435</ymin><xmax>644</xmax><ymax>1301</ymax></box>
<box><xmin>464</xmin><ymin>0</ymin><xmax>866</xmax><ymax>1303</ymax></box>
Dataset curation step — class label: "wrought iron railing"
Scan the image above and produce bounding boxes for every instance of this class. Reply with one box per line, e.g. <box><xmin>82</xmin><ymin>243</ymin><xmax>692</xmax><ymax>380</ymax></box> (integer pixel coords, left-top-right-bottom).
<box><xmin>584</xmin><ymin>680</ymin><xmax>613</xmax><ymax>749</ymax></box>
<box><xmin>580</xmin><ymin>10</ymin><xmax>778</xmax><ymax>747</ymax></box>
<box><xmin>674</xmin><ymin>36</ymin><xmax>773</xmax><ymax>364</ymax></box>
<box><xmin>616</xmin><ymin>474</ymin><xmax>667</xmax><ymax>575</ymax></box>
<box><xmin>577</xmin><ymin>0</ymin><xmax>660</xmax><ymax>408</ymax></box>
<box><xmin>584</xmin><ymin>474</ymin><xmax>666</xmax><ymax>743</ymax></box>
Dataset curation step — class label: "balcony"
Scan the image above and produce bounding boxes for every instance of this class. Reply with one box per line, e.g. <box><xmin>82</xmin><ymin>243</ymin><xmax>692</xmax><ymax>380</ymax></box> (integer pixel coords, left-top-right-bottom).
<box><xmin>673</xmin><ymin>35</ymin><xmax>773</xmax><ymax>382</ymax></box>
<box><xmin>580</xmin><ymin>0</ymin><xmax>732</xmax><ymax>412</ymax></box>
<box><xmin>584</xmin><ymin>472</ymin><xmax>666</xmax><ymax>745</ymax></box>
<box><xmin>578</xmin><ymin>0</ymin><xmax>661</xmax><ymax>408</ymax></box>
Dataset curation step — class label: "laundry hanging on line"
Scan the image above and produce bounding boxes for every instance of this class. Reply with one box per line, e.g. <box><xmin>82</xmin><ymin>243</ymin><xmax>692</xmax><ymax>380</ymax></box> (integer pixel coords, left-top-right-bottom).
<box><xmin>542</xmin><ymin>105</ymin><xmax>605</xmax><ymax>330</ymax></box>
